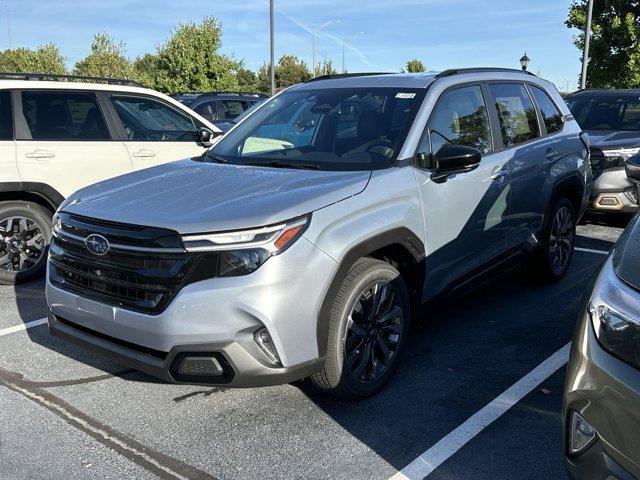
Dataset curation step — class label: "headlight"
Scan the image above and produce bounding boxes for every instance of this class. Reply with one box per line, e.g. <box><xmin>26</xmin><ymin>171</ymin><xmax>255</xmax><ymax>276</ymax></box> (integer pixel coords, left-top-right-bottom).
<box><xmin>181</xmin><ymin>216</ymin><xmax>310</xmax><ymax>277</ymax></box>
<box><xmin>590</xmin><ymin>303</ymin><xmax>640</xmax><ymax>370</ymax></box>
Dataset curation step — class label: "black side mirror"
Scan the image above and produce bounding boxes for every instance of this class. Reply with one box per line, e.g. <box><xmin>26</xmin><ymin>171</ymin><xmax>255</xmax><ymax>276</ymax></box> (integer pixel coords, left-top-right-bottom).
<box><xmin>431</xmin><ymin>144</ymin><xmax>482</xmax><ymax>182</ymax></box>
<box><xmin>626</xmin><ymin>153</ymin><xmax>640</xmax><ymax>182</ymax></box>
<box><xmin>198</xmin><ymin>127</ymin><xmax>219</xmax><ymax>147</ymax></box>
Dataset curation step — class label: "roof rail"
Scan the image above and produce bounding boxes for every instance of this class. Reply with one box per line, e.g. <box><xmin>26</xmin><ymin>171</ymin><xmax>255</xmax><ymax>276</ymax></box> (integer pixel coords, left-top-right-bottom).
<box><xmin>172</xmin><ymin>91</ymin><xmax>268</xmax><ymax>98</ymax></box>
<box><xmin>305</xmin><ymin>72</ymin><xmax>394</xmax><ymax>83</ymax></box>
<box><xmin>0</xmin><ymin>72</ymin><xmax>144</xmax><ymax>87</ymax></box>
<box><xmin>435</xmin><ymin>67</ymin><xmax>537</xmax><ymax>79</ymax></box>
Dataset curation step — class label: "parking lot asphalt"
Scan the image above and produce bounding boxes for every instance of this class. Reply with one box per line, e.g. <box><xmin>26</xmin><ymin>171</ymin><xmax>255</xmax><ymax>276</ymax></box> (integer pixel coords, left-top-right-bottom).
<box><xmin>0</xmin><ymin>219</ymin><xmax>628</xmax><ymax>480</ymax></box>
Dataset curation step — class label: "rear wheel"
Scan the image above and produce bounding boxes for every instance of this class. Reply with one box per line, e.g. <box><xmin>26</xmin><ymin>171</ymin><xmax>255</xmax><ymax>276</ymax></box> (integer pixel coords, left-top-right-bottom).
<box><xmin>0</xmin><ymin>201</ymin><xmax>52</xmax><ymax>285</ymax></box>
<box><xmin>532</xmin><ymin>198</ymin><xmax>576</xmax><ymax>282</ymax></box>
<box><xmin>311</xmin><ymin>258</ymin><xmax>410</xmax><ymax>399</ymax></box>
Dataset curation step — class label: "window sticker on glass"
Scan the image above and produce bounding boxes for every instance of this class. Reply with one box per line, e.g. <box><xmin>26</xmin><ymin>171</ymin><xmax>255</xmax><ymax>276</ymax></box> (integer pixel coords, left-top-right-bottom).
<box><xmin>396</xmin><ymin>93</ymin><xmax>416</xmax><ymax>99</ymax></box>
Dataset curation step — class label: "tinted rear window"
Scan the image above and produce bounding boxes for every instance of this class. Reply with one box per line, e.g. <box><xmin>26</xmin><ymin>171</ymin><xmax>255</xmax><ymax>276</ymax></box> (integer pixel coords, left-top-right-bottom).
<box><xmin>567</xmin><ymin>94</ymin><xmax>640</xmax><ymax>131</ymax></box>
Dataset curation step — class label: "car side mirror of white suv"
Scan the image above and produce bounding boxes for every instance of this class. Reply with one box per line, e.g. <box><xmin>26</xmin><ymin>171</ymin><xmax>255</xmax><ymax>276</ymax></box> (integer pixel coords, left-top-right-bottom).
<box><xmin>198</xmin><ymin>127</ymin><xmax>220</xmax><ymax>147</ymax></box>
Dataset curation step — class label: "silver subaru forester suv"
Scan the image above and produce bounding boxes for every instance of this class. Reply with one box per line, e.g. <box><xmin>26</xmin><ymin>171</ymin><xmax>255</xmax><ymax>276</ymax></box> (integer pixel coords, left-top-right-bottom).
<box><xmin>47</xmin><ymin>69</ymin><xmax>591</xmax><ymax>399</ymax></box>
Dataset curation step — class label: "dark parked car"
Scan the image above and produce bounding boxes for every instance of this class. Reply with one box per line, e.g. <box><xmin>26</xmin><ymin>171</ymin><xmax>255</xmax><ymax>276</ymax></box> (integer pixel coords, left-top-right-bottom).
<box><xmin>563</xmin><ymin>155</ymin><xmax>640</xmax><ymax>479</ymax></box>
<box><xmin>566</xmin><ymin>89</ymin><xmax>640</xmax><ymax>214</ymax></box>
<box><xmin>172</xmin><ymin>91</ymin><xmax>267</xmax><ymax>128</ymax></box>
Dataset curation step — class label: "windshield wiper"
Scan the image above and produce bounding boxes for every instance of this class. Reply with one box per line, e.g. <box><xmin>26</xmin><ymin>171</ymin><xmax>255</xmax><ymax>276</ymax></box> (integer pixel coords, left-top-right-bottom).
<box><xmin>203</xmin><ymin>153</ymin><xmax>228</xmax><ymax>164</ymax></box>
<box><xmin>242</xmin><ymin>159</ymin><xmax>320</xmax><ymax>170</ymax></box>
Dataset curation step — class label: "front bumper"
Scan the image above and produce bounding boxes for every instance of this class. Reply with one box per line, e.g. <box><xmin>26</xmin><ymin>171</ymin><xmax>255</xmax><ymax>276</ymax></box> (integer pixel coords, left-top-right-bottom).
<box><xmin>46</xmin><ymin>236</ymin><xmax>337</xmax><ymax>387</ymax></box>
<box><xmin>589</xmin><ymin>167</ymin><xmax>639</xmax><ymax>212</ymax></box>
<box><xmin>563</xmin><ymin>265</ymin><xmax>640</xmax><ymax>479</ymax></box>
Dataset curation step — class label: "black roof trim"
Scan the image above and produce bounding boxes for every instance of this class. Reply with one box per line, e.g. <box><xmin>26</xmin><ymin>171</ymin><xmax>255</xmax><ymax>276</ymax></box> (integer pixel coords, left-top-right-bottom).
<box><xmin>565</xmin><ymin>88</ymin><xmax>640</xmax><ymax>97</ymax></box>
<box><xmin>172</xmin><ymin>91</ymin><xmax>268</xmax><ymax>98</ymax></box>
<box><xmin>305</xmin><ymin>72</ymin><xmax>394</xmax><ymax>83</ymax></box>
<box><xmin>0</xmin><ymin>72</ymin><xmax>144</xmax><ymax>87</ymax></box>
<box><xmin>435</xmin><ymin>68</ymin><xmax>537</xmax><ymax>79</ymax></box>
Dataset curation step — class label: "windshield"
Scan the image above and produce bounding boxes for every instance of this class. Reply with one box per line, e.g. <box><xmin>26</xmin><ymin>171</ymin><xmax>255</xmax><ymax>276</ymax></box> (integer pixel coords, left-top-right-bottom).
<box><xmin>567</xmin><ymin>94</ymin><xmax>640</xmax><ymax>131</ymax></box>
<box><xmin>207</xmin><ymin>87</ymin><xmax>424</xmax><ymax>171</ymax></box>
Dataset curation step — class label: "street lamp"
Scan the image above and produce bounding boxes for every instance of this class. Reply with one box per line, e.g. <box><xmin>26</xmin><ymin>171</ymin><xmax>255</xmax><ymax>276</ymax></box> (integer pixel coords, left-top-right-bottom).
<box><xmin>342</xmin><ymin>32</ymin><xmax>363</xmax><ymax>73</ymax></box>
<box><xmin>520</xmin><ymin>52</ymin><xmax>531</xmax><ymax>71</ymax></box>
<box><xmin>312</xmin><ymin>19</ymin><xmax>340</xmax><ymax>77</ymax></box>
<box><xmin>269</xmin><ymin>0</ymin><xmax>275</xmax><ymax>96</ymax></box>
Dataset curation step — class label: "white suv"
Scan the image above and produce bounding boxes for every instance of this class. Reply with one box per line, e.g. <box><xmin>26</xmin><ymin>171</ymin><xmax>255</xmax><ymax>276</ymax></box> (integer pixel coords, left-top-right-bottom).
<box><xmin>0</xmin><ymin>73</ymin><xmax>220</xmax><ymax>285</ymax></box>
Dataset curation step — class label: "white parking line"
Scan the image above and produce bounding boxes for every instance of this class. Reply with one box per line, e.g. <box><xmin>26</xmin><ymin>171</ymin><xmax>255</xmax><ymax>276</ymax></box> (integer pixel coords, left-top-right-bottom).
<box><xmin>0</xmin><ymin>317</ymin><xmax>48</xmax><ymax>337</ymax></box>
<box><xmin>575</xmin><ymin>247</ymin><xmax>609</xmax><ymax>255</ymax></box>
<box><xmin>389</xmin><ymin>342</ymin><xmax>571</xmax><ymax>480</ymax></box>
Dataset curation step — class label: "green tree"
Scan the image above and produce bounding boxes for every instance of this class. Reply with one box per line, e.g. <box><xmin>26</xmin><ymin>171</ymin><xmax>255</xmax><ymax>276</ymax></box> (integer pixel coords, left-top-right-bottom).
<box><xmin>0</xmin><ymin>44</ymin><xmax>66</xmax><ymax>74</ymax></box>
<box><xmin>404</xmin><ymin>58</ymin><xmax>426</xmax><ymax>73</ymax></box>
<box><xmin>567</xmin><ymin>1</ymin><xmax>640</xmax><ymax>88</ymax></box>
<box><xmin>152</xmin><ymin>17</ymin><xmax>241</xmax><ymax>94</ymax></box>
<box><xmin>316</xmin><ymin>59</ymin><xmax>337</xmax><ymax>76</ymax></box>
<box><xmin>133</xmin><ymin>53</ymin><xmax>160</xmax><ymax>88</ymax></box>
<box><xmin>256</xmin><ymin>55</ymin><xmax>312</xmax><ymax>94</ymax></box>
<box><xmin>74</xmin><ymin>33</ymin><xmax>133</xmax><ymax>79</ymax></box>
<box><xmin>236</xmin><ymin>67</ymin><xmax>257</xmax><ymax>92</ymax></box>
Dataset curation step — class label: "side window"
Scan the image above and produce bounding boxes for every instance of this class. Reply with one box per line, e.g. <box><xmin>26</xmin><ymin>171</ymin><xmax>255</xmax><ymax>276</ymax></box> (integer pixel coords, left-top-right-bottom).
<box><xmin>21</xmin><ymin>91</ymin><xmax>109</xmax><ymax>141</ymax></box>
<box><xmin>489</xmin><ymin>83</ymin><xmax>540</xmax><ymax>147</ymax></box>
<box><xmin>0</xmin><ymin>91</ymin><xmax>12</xmax><ymax>140</ymax></box>
<box><xmin>111</xmin><ymin>95</ymin><xmax>197</xmax><ymax>142</ymax></box>
<box><xmin>530</xmin><ymin>86</ymin><xmax>564</xmax><ymax>135</ymax></box>
<box><xmin>421</xmin><ymin>85</ymin><xmax>493</xmax><ymax>156</ymax></box>
<box><xmin>219</xmin><ymin>100</ymin><xmax>247</xmax><ymax>120</ymax></box>
<box><xmin>194</xmin><ymin>101</ymin><xmax>219</xmax><ymax>122</ymax></box>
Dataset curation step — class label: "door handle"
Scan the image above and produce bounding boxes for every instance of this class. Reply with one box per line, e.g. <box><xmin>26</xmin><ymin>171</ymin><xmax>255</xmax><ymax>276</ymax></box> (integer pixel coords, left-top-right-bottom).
<box><xmin>490</xmin><ymin>168</ymin><xmax>509</xmax><ymax>181</ymax></box>
<box><xmin>545</xmin><ymin>149</ymin><xmax>560</xmax><ymax>161</ymax></box>
<box><xmin>25</xmin><ymin>149</ymin><xmax>55</xmax><ymax>159</ymax></box>
<box><xmin>131</xmin><ymin>149</ymin><xmax>156</xmax><ymax>158</ymax></box>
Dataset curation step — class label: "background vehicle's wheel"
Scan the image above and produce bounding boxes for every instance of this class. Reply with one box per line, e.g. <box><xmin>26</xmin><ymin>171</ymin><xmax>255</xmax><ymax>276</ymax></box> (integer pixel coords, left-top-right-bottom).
<box><xmin>532</xmin><ymin>198</ymin><xmax>576</xmax><ymax>282</ymax></box>
<box><xmin>311</xmin><ymin>258</ymin><xmax>411</xmax><ymax>400</ymax></box>
<box><xmin>0</xmin><ymin>201</ymin><xmax>52</xmax><ymax>285</ymax></box>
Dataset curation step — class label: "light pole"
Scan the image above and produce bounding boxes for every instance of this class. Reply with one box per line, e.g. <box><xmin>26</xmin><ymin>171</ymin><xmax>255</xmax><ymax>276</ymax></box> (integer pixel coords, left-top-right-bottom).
<box><xmin>312</xmin><ymin>19</ymin><xmax>339</xmax><ymax>77</ymax></box>
<box><xmin>520</xmin><ymin>52</ymin><xmax>531</xmax><ymax>71</ymax></box>
<box><xmin>342</xmin><ymin>32</ymin><xmax>363</xmax><ymax>73</ymax></box>
<box><xmin>580</xmin><ymin>0</ymin><xmax>594</xmax><ymax>89</ymax></box>
<box><xmin>269</xmin><ymin>0</ymin><xmax>275</xmax><ymax>96</ymax></box>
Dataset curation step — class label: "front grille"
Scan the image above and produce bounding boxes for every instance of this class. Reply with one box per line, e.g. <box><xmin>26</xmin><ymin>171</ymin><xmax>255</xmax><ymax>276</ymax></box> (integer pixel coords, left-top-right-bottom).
<box><xmin>49</xmin><ymin>214</ymin><xmax>217</xmax><ymax>314</ymax></box>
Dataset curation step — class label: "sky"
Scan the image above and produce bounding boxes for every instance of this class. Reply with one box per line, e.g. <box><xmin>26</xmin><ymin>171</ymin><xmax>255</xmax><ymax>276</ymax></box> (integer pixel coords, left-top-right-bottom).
<box><xmin>1</xmin><ymin>0</ymin><xmax>583</xmax><ymax>91</ymax></box>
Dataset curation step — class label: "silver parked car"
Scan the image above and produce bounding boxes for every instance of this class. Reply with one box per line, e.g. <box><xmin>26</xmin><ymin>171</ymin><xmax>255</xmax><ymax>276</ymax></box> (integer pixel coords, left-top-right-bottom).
<box><xmin>47</xmin><ymin>69</ymin><xmax>591</xmax><ymax>399</ymax></box>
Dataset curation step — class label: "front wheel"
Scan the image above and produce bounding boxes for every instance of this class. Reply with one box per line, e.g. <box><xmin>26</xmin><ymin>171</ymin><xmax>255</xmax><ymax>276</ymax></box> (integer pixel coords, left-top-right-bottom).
<box><xmin>532</xmin><ymin>198</ymin><xmax>576</xmax><ymax>282</ymax></box>
<box><xmin>311</xmin><ymin>258</ymin><xmax>411</xmax><ymax>400</ymax></box>
<box><xmin>0</xmin><ymin>201</ymin><xmax>52</xmax><ymax>285</ymax></box>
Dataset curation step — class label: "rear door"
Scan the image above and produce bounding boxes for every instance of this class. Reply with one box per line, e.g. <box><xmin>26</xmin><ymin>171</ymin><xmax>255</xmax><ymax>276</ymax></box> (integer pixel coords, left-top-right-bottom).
<box><xmin>0</xmin><ymin>90</ymin><xmax>17</xmax><ymax>187</ymax></box>
<box><xmin>485</xmin><ymin>83</ymin><xmax>548</xmax><ymax>248</ymax></box>
<box><xmin>108</xmin><ymin>94</ymin><xmax>208</xmax><ymax>170</ymax></box>
<box><xmin>15</xmin><ymin>90</ymin><xmax>133</xmax><ymax>198</ymax></box>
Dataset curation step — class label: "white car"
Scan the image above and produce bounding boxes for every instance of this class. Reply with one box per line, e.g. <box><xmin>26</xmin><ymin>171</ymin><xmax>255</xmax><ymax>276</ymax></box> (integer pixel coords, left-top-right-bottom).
<box><xmin>0</xmin><ymin>73</ymin><xmax>220</xmax><ymax>285</ymax></box>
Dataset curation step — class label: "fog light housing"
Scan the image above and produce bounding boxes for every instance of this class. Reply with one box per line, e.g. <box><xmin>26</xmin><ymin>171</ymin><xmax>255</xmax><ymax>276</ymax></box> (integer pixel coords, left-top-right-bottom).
<box><xmin>254</xmin><ymin>328</ymin><xmax>281</xmax><ymax>365</ymax></box>
<box><xmin>569</xmin><ymin>411</ymin><xmax>597</xmax><ymax>455</ymax></box>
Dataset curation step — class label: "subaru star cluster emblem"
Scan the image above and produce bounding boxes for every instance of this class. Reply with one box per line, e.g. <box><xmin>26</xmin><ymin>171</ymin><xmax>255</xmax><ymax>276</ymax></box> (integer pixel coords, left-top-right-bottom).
<box><xmin>85</xmin><ymin>234</ymin><xmax>110</xmax><ymax>256</ymax></box>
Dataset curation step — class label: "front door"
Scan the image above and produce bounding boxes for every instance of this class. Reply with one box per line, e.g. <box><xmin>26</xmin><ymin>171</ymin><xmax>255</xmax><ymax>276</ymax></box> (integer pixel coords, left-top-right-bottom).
<box><xmin>109</xmin><ymin>94</ymin><xmax>208</xmax><ymax>171</ymax></box>
<box><xmin>413</xmin><ymin>84</ymin><xmax>512</xmax><ymax>300</ymax></box>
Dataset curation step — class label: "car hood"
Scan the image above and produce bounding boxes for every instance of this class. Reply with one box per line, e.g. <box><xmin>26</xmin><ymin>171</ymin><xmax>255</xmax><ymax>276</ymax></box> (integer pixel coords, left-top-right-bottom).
<box><xmin>587</xmin><ymin>130</ymin><xmax>640</xmax><ymax>150</ymax></box>
<box><xmin>62</xmin><ymin>159</ymin><xmax>371</xmax><ymax>234</ymax></box>
<box><xmin>613</xmin><ymin>215</ymin><xmax>640</xmax><ymax>291</ymax></box>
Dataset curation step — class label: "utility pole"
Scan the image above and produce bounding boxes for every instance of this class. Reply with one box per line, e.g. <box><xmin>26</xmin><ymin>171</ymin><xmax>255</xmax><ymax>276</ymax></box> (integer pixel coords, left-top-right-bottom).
<box><xmin>5</xmin><ymin>8</ymin><xmax>11</xmax><ymax>49</ymax></box>
<box><xmin>269</xmin><ymin>0</ymin><xmax>275</xmax><ymax>96</ymax></box>
<box><xmin>580</xmin><ymin>0</ymin><xmax>594</xmax><ymax>90</ymax></box>
<box><xmin>312</xmin><ymin>20</ymin><xmax>339</xmax><ymax>77</ymax></box>
<box><xmin>342</xmin><ymin>32</ymin><xmax>363</xmax><ymax>73</ymax></box>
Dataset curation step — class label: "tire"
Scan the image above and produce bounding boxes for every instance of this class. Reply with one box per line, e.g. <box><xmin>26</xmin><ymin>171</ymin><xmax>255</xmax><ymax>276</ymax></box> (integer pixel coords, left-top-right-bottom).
<box><xmin>531</xmin><ymin>198</ymin><xmax>576</xmax><ymax>282</ymax></box>
<box><xmin>311</xmin><ymin>258</ymin><xmax>411</xmax><ymax>400</ymax></box>
<box><xmin>0</xmin><ymin>201</ymin><xmax>53</xmax><ymax>285</ymax></box>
